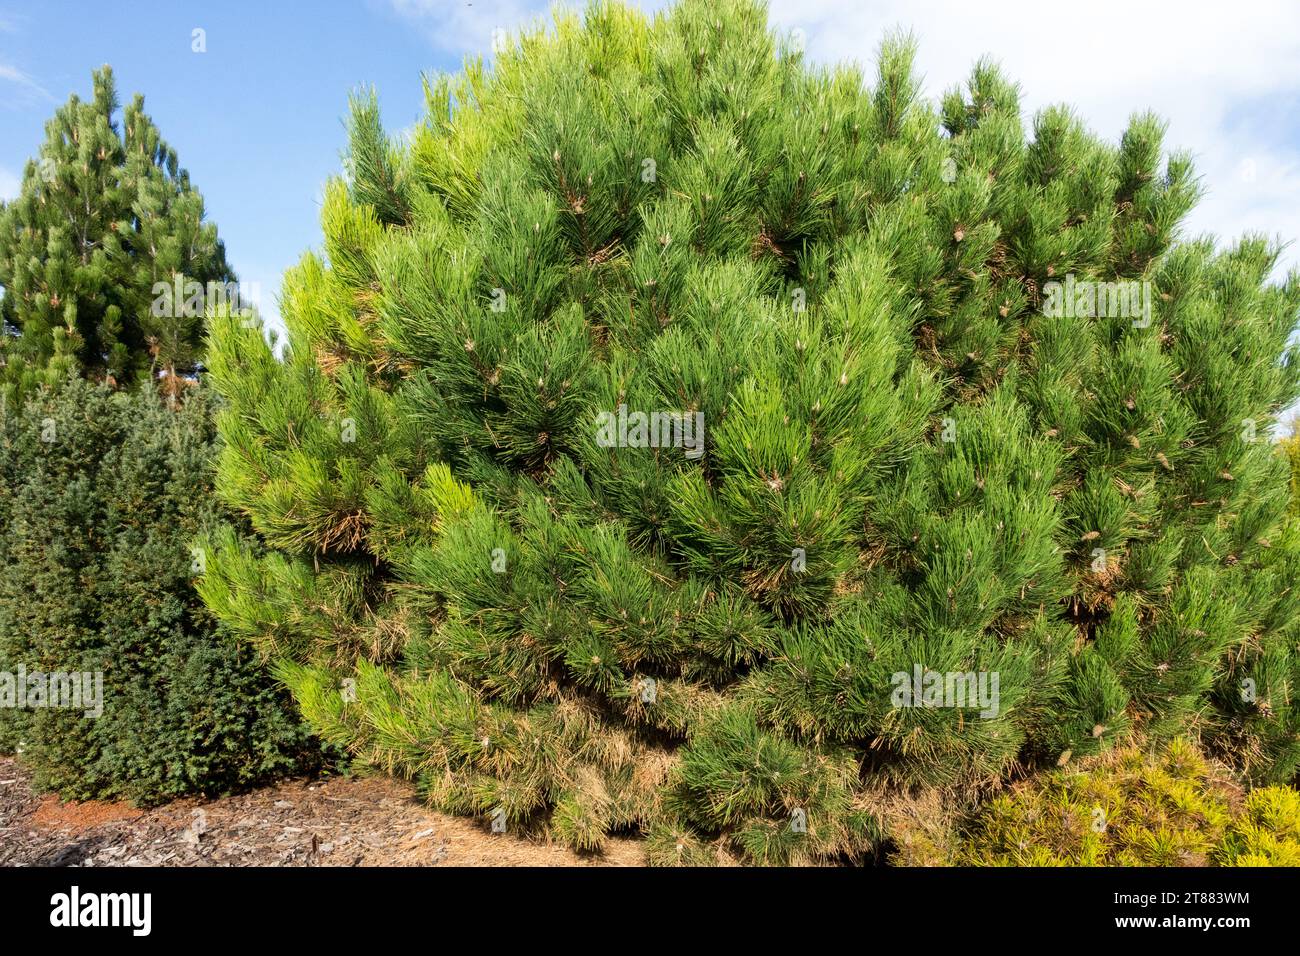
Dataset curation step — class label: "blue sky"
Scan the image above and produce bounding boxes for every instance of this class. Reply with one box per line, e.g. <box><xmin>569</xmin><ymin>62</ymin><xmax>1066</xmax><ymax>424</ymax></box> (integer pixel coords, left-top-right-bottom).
<box><xmin>3</xmin><ymin>0</ymin><xmax>1299</xmax><ymax>335</ymax></box>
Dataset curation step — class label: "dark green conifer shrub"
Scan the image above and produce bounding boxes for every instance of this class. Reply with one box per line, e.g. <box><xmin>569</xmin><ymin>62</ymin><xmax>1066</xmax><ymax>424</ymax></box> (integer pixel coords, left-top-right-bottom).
<box><xmin>0</xmin><ymin>378</ymin><xmax>319</xmax><ymax>803</ymax></box>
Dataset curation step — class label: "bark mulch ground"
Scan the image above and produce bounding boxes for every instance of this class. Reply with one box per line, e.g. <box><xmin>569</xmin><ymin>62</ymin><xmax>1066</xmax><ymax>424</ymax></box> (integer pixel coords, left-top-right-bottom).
<box><xmin>0</xmin><ymin>757</ymin><xmax>644</xmax><ymax>867</ymax></box>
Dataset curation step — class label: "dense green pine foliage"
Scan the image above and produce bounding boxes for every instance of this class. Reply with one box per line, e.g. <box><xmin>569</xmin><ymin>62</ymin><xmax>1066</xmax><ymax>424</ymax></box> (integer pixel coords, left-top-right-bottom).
<box><xmin>0</xmin><ymin>378</ymin><xmax>319</xmax><ymax>803</ymax></box>
<box><xmin>200</xmin><ymin>0</ymin><xmax>1300</xmax><ymax>863</ymax></box>
<box><xmin>0</xmin><ymin>66</ymin><xmax>233</xmax><ymax>405</ymax></box>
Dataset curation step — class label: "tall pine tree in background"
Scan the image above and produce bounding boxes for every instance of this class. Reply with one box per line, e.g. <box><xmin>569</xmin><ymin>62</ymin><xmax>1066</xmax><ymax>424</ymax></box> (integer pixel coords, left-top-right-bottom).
<box><xmin>0</xmin><ymin>66</ymin><xmax>233</xmax><ymax>405</ymax></box>
<box><xmin>200</xmin><ymin>0</ymin><xmax>1300</xmax><ymax>864</ymax></box>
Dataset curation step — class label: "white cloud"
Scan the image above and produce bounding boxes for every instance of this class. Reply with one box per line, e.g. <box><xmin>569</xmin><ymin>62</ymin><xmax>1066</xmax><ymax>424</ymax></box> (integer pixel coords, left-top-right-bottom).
<box><xmin>386</xmin><ymin>0</ymin><xmax>551</xmax><ymax>56</ymax></box>
<box><xmin>0</xmin><ymin>61</ymin><xmax>53</xmax><ymax>106</ymax></box>
<box><xmin>767</xmin><ymin>0</ymin><xmax>1300</xmax><ymax>277</ymax></box>
<box><xmin>0</xmin><ymin>63</ymin><xmax>43</xmax><ymax>90</ymax></box>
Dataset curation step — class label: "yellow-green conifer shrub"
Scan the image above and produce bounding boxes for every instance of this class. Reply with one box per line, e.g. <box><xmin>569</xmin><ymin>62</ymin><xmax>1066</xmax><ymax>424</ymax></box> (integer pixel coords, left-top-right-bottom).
<box><xmin>1217</xmin><ymin>785</ymin><xmax>1300</xmax><ymax>866</ymax></box>
<box><xmin>949</xmin><ymin>740</ymin><xmax>1299</xmax><ymax>866</ymax></box>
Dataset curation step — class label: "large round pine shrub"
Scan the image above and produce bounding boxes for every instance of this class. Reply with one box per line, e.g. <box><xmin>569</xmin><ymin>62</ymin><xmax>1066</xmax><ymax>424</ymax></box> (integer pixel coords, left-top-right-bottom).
<box><xmin>200</xmin><ymin>0</ymin><xmax>1300</xmax><ymax>863</ymax></box>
